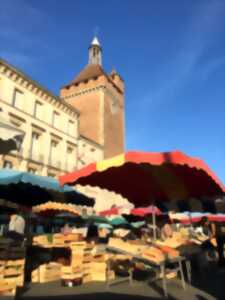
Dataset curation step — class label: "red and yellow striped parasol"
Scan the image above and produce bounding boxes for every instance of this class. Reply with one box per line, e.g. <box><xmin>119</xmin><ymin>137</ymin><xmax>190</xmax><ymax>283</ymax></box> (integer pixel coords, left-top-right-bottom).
<box><xmin>59</xmin><ymin>151</ymin><xmax>225</xmax><ymax>207</ymax></box>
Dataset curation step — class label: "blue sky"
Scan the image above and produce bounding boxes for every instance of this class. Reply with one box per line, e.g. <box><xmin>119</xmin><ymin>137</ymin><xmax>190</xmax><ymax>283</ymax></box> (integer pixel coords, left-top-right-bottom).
<box><xmin>1</xmin><ymin>0</ymin><xmax>225</xmax><ymax>184</ymax></box>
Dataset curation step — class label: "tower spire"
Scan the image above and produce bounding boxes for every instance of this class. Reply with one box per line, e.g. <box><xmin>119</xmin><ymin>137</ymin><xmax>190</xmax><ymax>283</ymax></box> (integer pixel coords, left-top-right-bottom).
<box><xmin>88</xmin><ymin>36</ymin><xmax>102</xmax><ymax>65</ymax></box>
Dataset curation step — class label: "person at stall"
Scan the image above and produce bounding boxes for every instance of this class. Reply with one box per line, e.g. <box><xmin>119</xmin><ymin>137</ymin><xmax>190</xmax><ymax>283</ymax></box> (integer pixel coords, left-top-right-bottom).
<box><xmin>195</xmin><ymin>216</ymin><xmax>225</xmax><ymax>267</ymax></box>
<box><xmin>61</xmin><ymin>223</ymin><xmax>72</xmax><ymax>235</ymax></box>
<box><xmin>199</xmin><ymin>217</ymin><xmax>217</xmax><ymax>261</ymax></box>
<box><xmin>98</xmin><ymin>226</ymin><xmax>111</xmax><ymax>244</ymax></box>
<box><xmin>199</xmin><ymin>217</ymin><xmax>215</xmax><ymax>237</ymax></box>
<box><xmin>160</xmin><ymin>217</ymin><xmax>174</xmax><ymax>240</ymax></box>
<box><xmin>87</xmin><ymin>224</ymin><xmax>99</xmax><ymax>243</ymax></box>
<box><xmin>141</xmin><ymin>228</ymin><xmax>152</xmax><ymax>243</ymax></box>
<box><xmin>6</xmin><ymin>212</ymin><xmax>25</xmax><ymax>244</ymax></box>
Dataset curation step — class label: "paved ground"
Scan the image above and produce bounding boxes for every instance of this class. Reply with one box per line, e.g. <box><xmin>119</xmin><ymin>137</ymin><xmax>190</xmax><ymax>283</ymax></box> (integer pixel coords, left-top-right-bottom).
<box><xmin>13</xmin><ymin>262</ymin><xmax>225</xmax><ymax>300</ymax></box>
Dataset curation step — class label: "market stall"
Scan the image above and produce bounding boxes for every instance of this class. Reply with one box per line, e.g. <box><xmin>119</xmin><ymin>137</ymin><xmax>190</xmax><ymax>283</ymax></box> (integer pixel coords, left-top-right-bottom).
<box><xmin>0</xmin><ymin>170</ymin><xmax>93</xmax><ymax>296</ymax></box>
<box><xmin>57</xmin><ymin>150</ymin><xmax>225</xmax><ymax>292</ymax></box>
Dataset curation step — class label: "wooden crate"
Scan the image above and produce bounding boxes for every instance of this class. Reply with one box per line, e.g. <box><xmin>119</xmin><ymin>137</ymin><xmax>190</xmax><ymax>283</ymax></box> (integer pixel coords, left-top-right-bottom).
<box><xmin>52</xmin><ymin>234</ymin><xmax>65</xmax><ymax>247</ymax></box>
<box><xmin>71</xmin><ymin>243</ymin><xmax>93</xmax><ymax>266</ymax></box>
<box><xmin>3</xmin><ymin>274</ymin><xmax>24</xmax><ymax>287</ymax></box>
<box><xmin>92</xmin><ymin>253</ymin><xmax>110</xmax><ymax>262</ymax></box>
<box><xmin>82</xmin><ymin>274</ymin><xmax>92</xmax><ymax>283</ymax></box>
<box><xmin>141</xmin><ymin>247</ymin><xmax>165</xmax><ymax>263</ymax></box>
<box><xmin>94</xmin><ymin>270</ymin><xmax>115</xmax><ymax>282</ymax></box>
<box><xmin>90</xmin><ymin>262</ymin><xmax>107</xmax><ymax>273</ymax></box>
<box><xmin>61</xmin><ymin>266</ymin><xmax>83</xmax><ymax>280</ymax></box>
<box><xmin>31</xmin><ymin>269</ymin><xmax>39</xmax><ymax>283</ymax></box>
<box><xmin>64</xmin><ymin>234</ymin><xmax>83</xmax><ymax>244</ymax></box>
<box><xmin>108</xmin><ymin>238</ymin><xmax>147</xmax><ymax>255</ymax></box>
<box><xmin>0</xmin><ymin>282</ymin><xmax>16</xmax><ymax>296</ymax></box>
<box><xmin>32</xmin><ymin>262</ymin><xmax>61</xmax><ymax>283</ymax></box>
<box><xmin>33</xmin><ymin>235</ymin><xmax>50</xmax><ymax>247</ymax></box>
<box><xmin>1</xmin><ymin>259</ymin><xmax>25</xmax><ymax>287</ymax></box>
<box><xmin>86</xmin><ymin>270</ymin><xmax>115</xmax><ymax>282</ymax></box>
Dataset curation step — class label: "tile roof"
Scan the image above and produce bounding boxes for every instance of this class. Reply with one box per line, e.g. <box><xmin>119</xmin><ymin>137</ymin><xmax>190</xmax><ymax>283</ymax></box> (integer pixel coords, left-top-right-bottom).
<box><xmin>63</xmin><ymin>63</ymin><xmax>123</xmax><ymax>94</ymax></box>
<box><xmin>70</xmin><ymin>64</ymin><xmax>106</xmax><ymax>85</ymax></box>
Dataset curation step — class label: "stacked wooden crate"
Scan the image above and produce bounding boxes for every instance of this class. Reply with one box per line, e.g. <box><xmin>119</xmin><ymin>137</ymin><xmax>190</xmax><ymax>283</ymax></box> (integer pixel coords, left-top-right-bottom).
<box><xmin>0</xmin><ymin>262</ymin><xmax>16</xmax><ymax>296</ymax></box>
<box><xmin>33</xmin><ymin>233</ymin><xmax>83</xmax><ymax>248</ymax></box>
<box><xmin>52</xmin><ymin>234</ymin><xmax>65</xmax><ymax>247</ymax></box>
<box><xmin>64</xmin><ymin>233</ymin><xmax>83</xmax><ymax>246</ymax></box>
<box><xmin>60</xmin><ymin>242</ymin><xmax>84</xmax><ymax>284</ymax></box>
<box><xmin>1</xmin><ymin>259</ymin><xmax>25</xmax><ymax>287</ymax></box>
<box><xmin>32</xmin><ymin>262</ymin><xmax>61</xmax><ymax>283</ymax></box>
<box><xmin>61</xmin><ymin>242</ymin><xmax>114</xmax><ymax>284</ymax></box>
<box><xmin>33</xmin><ymin>235</ymin><xmax>51</xmax><ymax>247</ymax></box>
<box><xmin>87</xmin><ymin>251</ymin><xmax>115</xmax><ymax>282</ymax></box>
<box><xmin>61</xmin><ymin>266</ymin><xmax>83</xmax><ymax>285</ymax></box>
<box><xmin>81</xmin><ymin>243</ymin><xmax>95</xmax><ymax>283</ymax></box>
<box><xmin>0</xmin><ymin>282</ymin><xmax>16</xmax><ymax>297</ymax></box>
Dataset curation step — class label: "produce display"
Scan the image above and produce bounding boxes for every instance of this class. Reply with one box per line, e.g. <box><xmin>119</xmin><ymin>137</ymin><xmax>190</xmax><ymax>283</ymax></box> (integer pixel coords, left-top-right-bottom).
<box><xmin>33</xmin><ymin>233</ymin><xmax>83</xmax><ymax>248</ymax></box>
<box><xmin>108</xmin><ymin>238</ymin><xmax>165</xmax><ymax>264</ymax></box>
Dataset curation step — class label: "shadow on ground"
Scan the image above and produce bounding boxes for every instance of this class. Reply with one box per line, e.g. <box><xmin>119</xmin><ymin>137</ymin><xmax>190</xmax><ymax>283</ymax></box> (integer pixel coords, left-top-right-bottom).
<box><xmin>190</xmin><ymin>262</ymin><xmax>225</xmax><ymax>300</ymax></box>
<box><xmin>9</xmin><ymin>262</ymin><xmax>225</xmax><ymax>300</ymax></box>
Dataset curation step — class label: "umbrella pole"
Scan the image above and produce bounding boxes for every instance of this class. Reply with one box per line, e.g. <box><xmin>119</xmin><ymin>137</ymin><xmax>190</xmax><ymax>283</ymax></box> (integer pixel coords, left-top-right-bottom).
<box><xmin>152</xmin><ymin>205</ymin><xmax>157</xmax><ymax>240</ymax></box>
<box><xmin>188</xmin><ymin>212</ymin><xmax>193</xmax><ymax>236</ymax></box>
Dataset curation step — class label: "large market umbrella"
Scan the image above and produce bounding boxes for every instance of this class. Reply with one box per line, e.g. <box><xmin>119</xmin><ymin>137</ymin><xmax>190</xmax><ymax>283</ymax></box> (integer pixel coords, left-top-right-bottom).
<box><xmin>99</xmin><ymin>207</ymin><xmax>119</xmax><ymax>217</ymax></box>
<box><xmin>32</xmin><ymin>202</ymin><xmax>81</xmax><ymax>217</ymax></box>
<box><xmin>169</xmin><ymin>212</ymin><xmax>225</xmax><ymax>224</ymax></box>
<box><xmin>0</xmin><ymin>169</ymin><xmax>94</xmax><ymax>207</ymax></box>
<box><xmin>59</xmin><ymin>150</ymin><xmax>224</xmax><ymax>240</ymax></box>
<box><xmin>83</xmin><ymin>215</ymin><xmax>110</xmax><ymax>225</ymax></box>
<box><xmin>59</xmin><ymin>151</ymin><xmax>225</xmax><ymax>207</ymax></box>
<box><xmin>130</xmin><ymin>206</ymin><xmax>162</xmax><ymax>237</ymax></box>
<box><xmin>109</xmin><ymin>216</ymin><xmax>128</xmax><ymax>227</ymax></box>
<box><xmin>131</xmin><ymin>205</ymin><xmax>162</xmax><ymax>216</ymax></box>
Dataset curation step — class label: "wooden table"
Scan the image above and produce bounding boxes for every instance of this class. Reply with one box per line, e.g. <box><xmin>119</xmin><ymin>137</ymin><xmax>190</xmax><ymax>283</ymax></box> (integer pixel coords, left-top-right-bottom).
<box><xmin>106</xmin><ymin>246</ymin><xmax>187</xmax><ymax>298</ymax></box>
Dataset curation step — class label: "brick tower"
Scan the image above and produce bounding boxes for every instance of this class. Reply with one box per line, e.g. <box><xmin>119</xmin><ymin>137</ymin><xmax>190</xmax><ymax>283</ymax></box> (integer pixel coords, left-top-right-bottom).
<box><xmin>60</xmin><ymin>37</ymin><xmax>125</xmax><ymax>159</ymax></box>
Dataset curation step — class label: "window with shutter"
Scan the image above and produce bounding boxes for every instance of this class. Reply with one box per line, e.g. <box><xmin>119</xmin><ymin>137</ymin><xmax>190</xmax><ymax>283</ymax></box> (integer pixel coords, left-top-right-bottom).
<box><xmin>12</xmin><ymin>89</ymin><xmax>24</xmax><ymax>109</ymax></box>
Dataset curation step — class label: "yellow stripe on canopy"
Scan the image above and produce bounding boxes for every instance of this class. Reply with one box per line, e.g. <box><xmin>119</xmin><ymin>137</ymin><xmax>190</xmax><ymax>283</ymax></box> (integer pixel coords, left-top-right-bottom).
<box><xmin>97</xmin><ymin>153</ymin><xmax>125</xmax><ymax>172</ymax></box>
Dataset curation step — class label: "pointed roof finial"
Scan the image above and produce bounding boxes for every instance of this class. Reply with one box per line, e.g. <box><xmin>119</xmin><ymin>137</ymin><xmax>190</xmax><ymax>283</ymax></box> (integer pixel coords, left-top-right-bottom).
<box><xmin>91</xmin><ymin>26</ymin><xmax>101</xmax><ymax>47</ymax></box>
<box><xmin>111</xmin><ymin>67</ymin><xmax>117</xmax><ymax>76</ymax></box>
<box><xmin>91</xmin><ymin>36</ymin><xmax>101</xmax><ymax>47</ymax></box>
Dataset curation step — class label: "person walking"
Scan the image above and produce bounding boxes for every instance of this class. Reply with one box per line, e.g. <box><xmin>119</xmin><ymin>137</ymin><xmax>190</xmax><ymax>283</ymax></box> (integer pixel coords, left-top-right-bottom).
<box><xmin>200</xmin><ymin>216</ymin><xmax>225</xmax><ymax>266</ymax></box>
<box><xmin>215</xmin><ymin>221</ymin><xmax>225</xmax><ymax>266</ymax></box>
<box><xmin>7</xmin><ymin>213</ymin><xmax>25</xmax><ymax>244</ymax></box>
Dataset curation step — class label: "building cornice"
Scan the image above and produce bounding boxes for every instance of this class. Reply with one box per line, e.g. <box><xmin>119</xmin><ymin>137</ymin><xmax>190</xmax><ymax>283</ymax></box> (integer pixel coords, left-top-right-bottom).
<box><xmin>0</xmin><ymin>58</ymin><xmax>80</xmax><ymax>117</ymax></box>
<box><xmin>62</xmin><ymin>85</ymin><xmax>106</xmax><ymax>100</ymax></box>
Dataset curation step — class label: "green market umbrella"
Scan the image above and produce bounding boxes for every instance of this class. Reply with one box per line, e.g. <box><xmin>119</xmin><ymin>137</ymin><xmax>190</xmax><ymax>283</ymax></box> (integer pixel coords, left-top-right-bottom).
<box><xmin>109</xmin><ymin>216</ymin><xmax>128</xmax><ymax>226</ymax></box>
<box><xmin>83</xmin><ymin>215</ymin><xmax>110</xmax><ymax>225</ymax></box>
<box><xmin>131</xmin><ymin>221</ymin><xmax>146</xmax><ymax>228</ymax></box>
<box><xmin>95</xmin><ymin>223</ymin><xmax>112</xmax><ymax>229</ymax></box>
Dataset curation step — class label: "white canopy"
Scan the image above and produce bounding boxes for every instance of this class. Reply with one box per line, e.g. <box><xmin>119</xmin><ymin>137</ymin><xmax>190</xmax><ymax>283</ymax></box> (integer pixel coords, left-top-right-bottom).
<box><xmin>0</xmin><ymin>113</ymin><xmax>25</xmax><ymax>153</ymax></box>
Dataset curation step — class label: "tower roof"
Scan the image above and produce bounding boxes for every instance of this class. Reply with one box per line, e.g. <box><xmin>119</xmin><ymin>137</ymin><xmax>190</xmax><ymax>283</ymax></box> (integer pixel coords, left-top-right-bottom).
<box><xmin>69</xmin><ymin>64</ymin><xmax>106</xmax><ymax>85</ymax></box>
<box><xmin>63</xmin><ymin>63</ymin><xmax>123</xmax><ymax>94</ymax></box>
<box><xmin>91</xmin><ymin>36</ymin><xmax>101</xmax><ymax>47</ymax></box>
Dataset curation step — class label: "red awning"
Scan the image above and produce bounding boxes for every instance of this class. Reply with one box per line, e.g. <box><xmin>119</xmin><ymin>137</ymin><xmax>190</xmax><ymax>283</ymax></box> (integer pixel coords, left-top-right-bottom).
<box><xmin>59</xmin><ymin>151</ymin><xmax>225</xmax><ymax>207</ymax></box>
<box><xmin>100</xmin><ymin>207</ymin><xmax>119</xmax><ymax>216</ymax></box>
<box><xmin>131</xmin><ymin>206</ymin><xmax>162</xmax><ymax>216</ymax></box>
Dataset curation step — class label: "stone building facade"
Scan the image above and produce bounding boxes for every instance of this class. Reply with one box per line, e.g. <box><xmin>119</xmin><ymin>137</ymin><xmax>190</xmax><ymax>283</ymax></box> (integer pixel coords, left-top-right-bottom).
<box><xmin>0</xmin><ymin>37</ymin><xmax>124</xmax><ymax>176</ymax></box>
